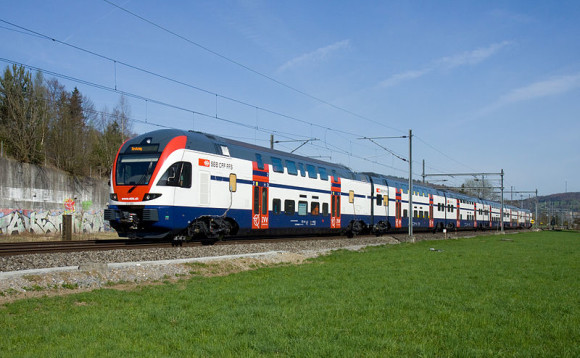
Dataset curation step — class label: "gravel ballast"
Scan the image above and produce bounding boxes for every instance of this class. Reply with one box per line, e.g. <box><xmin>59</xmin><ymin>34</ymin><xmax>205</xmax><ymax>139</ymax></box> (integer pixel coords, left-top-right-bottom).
<box><xmin>0</xmin><ymin>231</ymin><xmax>511</xmax><ymax>303</ymax></box>
<box><xmin>0</xmin><ymin>236</ymin><xmax>403</xmax><ymax>302</ymax></box>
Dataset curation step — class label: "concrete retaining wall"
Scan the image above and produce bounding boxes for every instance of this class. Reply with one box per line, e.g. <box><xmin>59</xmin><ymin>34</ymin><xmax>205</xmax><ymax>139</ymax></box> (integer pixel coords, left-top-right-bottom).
<box><xmin>0</xmin><ymin>157</ymin><xmax>110</xmax><ymax>235</ymax></box>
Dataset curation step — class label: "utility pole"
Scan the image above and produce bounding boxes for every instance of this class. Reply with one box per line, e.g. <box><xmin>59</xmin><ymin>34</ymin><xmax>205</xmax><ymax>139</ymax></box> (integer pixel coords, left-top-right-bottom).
<box><xmin>358</xmin><ymin>131</ymin><xmax>414</xmax><ymax>240</ymax></box>
<box><xmin>409</xmin><ymin>129</ymin><xmax>413</xmax><ymax>240</ymax></box>
<box><xmin>500</xmin><ymin>169</ymin><xmax>504</xmax><ymax>233</ymax></box>
<box><xmin>535</xmin><ymin>189</ymin><xmax>538</xmax><ymax>229</ymax></box>
<box><xmin>423</xmin><ymin>170</ymin><xmax>506</xmax><ymax>233</ymax></box>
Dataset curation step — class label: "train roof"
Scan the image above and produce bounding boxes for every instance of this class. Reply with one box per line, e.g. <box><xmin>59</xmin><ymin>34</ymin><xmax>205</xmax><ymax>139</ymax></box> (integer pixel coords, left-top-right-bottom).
<box><xmin>122</xmin><ymin>129</ymin><xmax>355</xmax><ymax>179</ymax></box>
<box><xmin>123</xmin><ymin>130</ymin><xmax>529</xmax><ymax>212</ymax></box>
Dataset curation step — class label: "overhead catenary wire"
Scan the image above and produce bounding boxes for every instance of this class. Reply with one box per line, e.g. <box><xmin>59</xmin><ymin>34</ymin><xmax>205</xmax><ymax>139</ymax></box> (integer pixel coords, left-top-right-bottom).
<box><xmin>97</xmin><ymin>1</ymin><xmax>482</xmax><ymax>179</ymax></box>
<box><xmin>101</xmin><ymin>0</ymin><xmax>403</xmax><ymax>135</ymax></box>
<box><xmin>0</xmin><ymin>19</ymin><xmax>393</xmax><ymax>145</ymax></box>
<box><xmin>0</xmin><ymin>17</ymin><xmax>462</xmax><ymax>178</ymax></box>
<box><xmin>0</xmin><ymin>57</ymin><xmax>409</xmax><ymax>174</ymax></box>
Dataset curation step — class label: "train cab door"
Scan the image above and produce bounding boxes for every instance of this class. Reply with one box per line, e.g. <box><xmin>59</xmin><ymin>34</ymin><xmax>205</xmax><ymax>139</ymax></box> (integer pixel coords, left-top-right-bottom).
<box><xmin>473</xmin><ymin>203</ymin><xmax>477</xmax><ymax>229</ymax></box>
<box><xmin>456</xmin><ymin>200</ymin><xmax>461</xmax><ymax>228</ymax></box>
<box><xmin>330</xmin><ymin>176</ymin><xmax>341</xmax><ymax>229</ymax></box>
<box><xmin>251</xmin><ymin>162</ymin><xmax>269</xmax><ymax>230</ymax></box>
<box><xmin>395</xmin><ymin>188</ymin><xmax>402</xmax><ymax>228</ymax></box>
<box><xmin>429</xmin><ymin>194</ymin><xmax>434</xmax><ymax>228</ymax></box>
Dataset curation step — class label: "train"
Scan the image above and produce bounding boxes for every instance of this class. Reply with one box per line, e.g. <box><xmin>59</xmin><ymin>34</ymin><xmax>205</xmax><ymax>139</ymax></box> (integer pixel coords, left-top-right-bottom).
<box><xmin>104</xmin><ymin>129</ymin><xmax>532</xmax><ymax>244</ymax></box>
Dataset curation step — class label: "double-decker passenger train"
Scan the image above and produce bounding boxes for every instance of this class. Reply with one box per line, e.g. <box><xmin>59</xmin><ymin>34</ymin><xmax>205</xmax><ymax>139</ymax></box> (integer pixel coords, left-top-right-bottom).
<box><xmin>104</xmin><ymin>129</ymin><xmax>532</xmax><ymax>244</ymax></box>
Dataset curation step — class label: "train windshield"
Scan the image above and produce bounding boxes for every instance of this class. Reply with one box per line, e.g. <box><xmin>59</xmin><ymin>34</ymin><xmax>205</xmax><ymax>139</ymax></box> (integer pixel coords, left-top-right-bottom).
<box><xmin>115</xmin><ymin>154</ymin><xmax>160</xmax><ymax>186</ymax></box>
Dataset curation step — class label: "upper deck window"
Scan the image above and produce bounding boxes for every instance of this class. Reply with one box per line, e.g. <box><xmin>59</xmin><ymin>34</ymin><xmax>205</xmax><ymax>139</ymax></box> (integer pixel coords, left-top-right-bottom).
<box><xmin>298</xmin><ymin>163</ymin><xmax>306</xmax><ymax>177</ymax></box>
<box><xmin>318</xmin><ymin>167</ymin><xmax>328</xmax><ymax>181</ymax></box>
<box><xmin>255</xmin><ymin>154</ymin><xmax>264</xmax><ymax>170</ymax></box>
<box><xmin>306</xmin><ymin>164</ymin><xmax>317</xmax><ymax>179</ymax></box>
<box><xmin>286</xmin><ymin>160</ymin><xmax>298</xmax><ymax>175</ymax></box>
<box><xmin>272</xmin><ymin>157</ymin><xmax>284</xmax><ymax>173</ymax></box>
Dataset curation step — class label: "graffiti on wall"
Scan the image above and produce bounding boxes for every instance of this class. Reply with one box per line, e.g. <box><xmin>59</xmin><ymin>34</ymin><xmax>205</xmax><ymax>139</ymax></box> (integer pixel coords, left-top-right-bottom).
<box><xmin>0</xmin><ymin>208</ymin><xmax>109</xmax><ymax>235</ymax></box>
<box><xmin>64</xmin><ymin>198</ymin><xmax>75</xmax><ymax>214</ymax></box>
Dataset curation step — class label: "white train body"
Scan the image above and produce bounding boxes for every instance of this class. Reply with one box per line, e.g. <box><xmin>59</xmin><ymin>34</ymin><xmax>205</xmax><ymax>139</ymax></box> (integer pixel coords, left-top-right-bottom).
<box><xmin>104</xmin><ymin>130</ymin><xmax>532</xmax><ymax>242</ymax></box>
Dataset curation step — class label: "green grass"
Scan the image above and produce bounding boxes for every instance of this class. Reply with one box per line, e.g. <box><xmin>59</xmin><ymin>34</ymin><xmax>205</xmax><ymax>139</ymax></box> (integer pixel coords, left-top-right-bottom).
<box><xmin>1</xmin><ymin>231</ymin><xmax>578</xmax><ymax>356</ymax></box>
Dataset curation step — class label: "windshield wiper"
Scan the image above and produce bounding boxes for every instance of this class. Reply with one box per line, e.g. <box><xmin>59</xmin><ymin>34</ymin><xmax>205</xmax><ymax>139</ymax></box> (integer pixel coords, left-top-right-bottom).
<box><xmin>128</xmin><ymin>161</ymin><xmax>154</xmax><ymax>193</ymax></box>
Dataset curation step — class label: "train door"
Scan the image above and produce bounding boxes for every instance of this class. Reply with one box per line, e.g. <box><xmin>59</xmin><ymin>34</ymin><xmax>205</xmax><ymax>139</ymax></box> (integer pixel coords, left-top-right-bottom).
<box><xmin>251</xmin><ymin>162</ymin><xmax>269</xmax><ymax>230</ymax></box>
<box><xmin>331</xmin><ymin>176</ymin><xmax>341</xmax><ymax>229</ymax></box>
<box><xmin>429</xmin><ymin>194</ymin><xmax>434</xmax><ymax>228</ymax></box>
<box><xmin>456</xmin><ymin>200</ymin><xmax>461</xmax><ymax>228</ymax></box>
<box><xmin>474</xmin><ymin>202</ymin><xmax>477</xmax><ymax>228</ymax></box>
<box><xmin>395</xmin><ymin>188</ymin><xmax>402</xmax><ymax>228</ymax></box>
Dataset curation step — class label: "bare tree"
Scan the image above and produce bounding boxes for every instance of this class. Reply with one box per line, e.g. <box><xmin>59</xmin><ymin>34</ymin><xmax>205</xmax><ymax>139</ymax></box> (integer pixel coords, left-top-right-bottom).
<box><xmin>461</xmin><ymin>177</ymin><xmax>498</xmax><ymax>201</ymax></box>
<box><xmin>0</xmin><ymin>65</ymin><xmax>48</xmax><ymax>164</ymax></box>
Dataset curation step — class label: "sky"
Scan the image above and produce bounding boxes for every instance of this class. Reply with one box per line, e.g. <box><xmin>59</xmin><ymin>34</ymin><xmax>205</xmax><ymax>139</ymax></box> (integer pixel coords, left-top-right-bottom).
<box><xmin>1</xmin><ymin>0</ymin><xmax>579</xmax><ymax>197</ymax></box>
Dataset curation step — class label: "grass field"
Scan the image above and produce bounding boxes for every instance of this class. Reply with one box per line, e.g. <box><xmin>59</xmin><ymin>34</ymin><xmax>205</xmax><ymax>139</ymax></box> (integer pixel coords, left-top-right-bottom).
<box><xmin>1</xmin><ymin>231</ymin><xmax>578</xmax><ymax>356</ymax></box>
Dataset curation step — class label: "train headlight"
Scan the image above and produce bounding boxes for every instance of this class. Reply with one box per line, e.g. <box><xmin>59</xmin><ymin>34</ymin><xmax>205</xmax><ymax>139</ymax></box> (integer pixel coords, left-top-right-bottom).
<box><xmin>110</xmin><ymin>193</ymin><xmax>118</xmax><ymax>201</ymax></box>
<box><xmin>143</xmin><ymin>193</ymin><xmax>162</xmax><ymax>201</ymax></box>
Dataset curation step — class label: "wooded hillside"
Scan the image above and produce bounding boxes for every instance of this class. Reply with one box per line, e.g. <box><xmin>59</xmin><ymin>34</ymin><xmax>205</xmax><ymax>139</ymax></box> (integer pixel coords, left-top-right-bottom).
<box><xmin>0</xmin><ymin>64</ymin><xmax>132</xmax><ymax>178</ymax></box>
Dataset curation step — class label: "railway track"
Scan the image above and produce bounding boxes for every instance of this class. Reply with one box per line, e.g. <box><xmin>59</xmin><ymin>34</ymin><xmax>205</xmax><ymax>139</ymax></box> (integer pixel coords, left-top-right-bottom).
<box><xmin>0</xmin><ymin>229</ymin><xmax>508</xmax><ymax>257</ymax></box>
<box><xmin>0</xmin><ymin>234</ymin><xmax>362</xmax><ymax>257</ymax></box>
<box><xmin>0</xmin><ymin>239</ymin><xmax>175</xmax><ymax>257</ymax></box>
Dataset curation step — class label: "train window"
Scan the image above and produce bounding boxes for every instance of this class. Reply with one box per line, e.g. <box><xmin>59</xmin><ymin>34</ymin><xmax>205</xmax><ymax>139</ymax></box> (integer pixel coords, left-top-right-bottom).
<box><xmin>298</xmin><ymin>201</ymin><xmax>308</xmax><ymax>216</ymax></box>
<box><xmin>376</xmin><ymin>195</ymin><xmax>383</xmax><ymax>206</ymax></box>
<box><xmin>286</xmin><ymin>160</ymin><xmax>298</xmax><ymax>175</ymax></box>
<box><xmin>306</xmin><ymin>164</ymin><xmax>317</xmax><ymax>179</ymax></box>
<box><xmin>284</xmin><ymin>200</ymin><xmax>295</xmax><ymax>215</ymax></box>
<box><xmin>116</xmin><ymin>153</ymin><xmax>160</xmax><ymax>186</ymax></box>
<box><xmin>403</xmin><ymin>209</ymin><xmax>408</xmax><ymax>218</ymax></box>
<box><xmin>322</xmin><ymin>203</ymin><xmax>329</xmax><ymax>216</ymax></box>
<box><xmin>413</xmin><ymin>210</ymin><xmax>418</xmax><ymax>218</ymax></box>
<box><xmin>298</xmin><ymin>163</ymin><xmax>306</xmax><ymax>177</ymax></box>
<box><xmin>255</xmin><ymin>154</ymin><xmax>264</xmax><ymax>170</ymax></box>
<box><xmin>272</xmin><ymin>199</ymin><xmax>281</xmax><ymax>214</ymax></box>
<box><xmin>253</xmin><ymin>187</ymin><xmax>260</xmax><ymax>214</ymax></box>
<box><xmin>272</xmin><ymin>157</ymin><xmax>284</xmax><ymax>173</ymax></box>
<box><xmin>318</xmin><ymin>167</ymin><xmax>328</xmax><ymax>181</ymax></box>
<box><xmin>158</xmin><ymin>162</ymin><xmax>191</xmax><ymax>188</ymax></box>
<box><xmin>311</xmin><ymin>202</ymin><xmax>320</xmax><ymax>216</ymax></box>
<box><xmin>262</xmin><ymin>189</ymin><xmax>268</xmax><ymax>215</ymax></box>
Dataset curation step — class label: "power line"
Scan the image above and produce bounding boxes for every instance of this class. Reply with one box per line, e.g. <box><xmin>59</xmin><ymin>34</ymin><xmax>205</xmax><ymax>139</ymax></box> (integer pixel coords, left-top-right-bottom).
<box><xmin>0</xmin><ymin>14</ymin><xmax>474</xmax><ymax>179</ymax></box>
<box><xmin>0</xmin><ymin>18</ymin><xmax>387</xmax><ymax>143</ymax></box>
<box><xmin>1</xmin><ymin>56</ymin><xmax>404</xmax><ymax>172</ymax></box>
<box><xmin>101</xmin><ymin>0</ymin><xmax>403</xmax><ymax>134</ymax></box>
<box><xmin>0</xmin><ymin>57</ymin><xmax>305</xmax><ymax>142</ymax></box>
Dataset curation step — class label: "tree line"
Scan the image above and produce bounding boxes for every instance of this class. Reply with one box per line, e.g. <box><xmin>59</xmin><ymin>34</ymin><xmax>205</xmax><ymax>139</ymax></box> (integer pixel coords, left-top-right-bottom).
<box><xmin>0</xmin><ymin>65</ymin><xmax>132</xmax><ymax>178</ymax></box>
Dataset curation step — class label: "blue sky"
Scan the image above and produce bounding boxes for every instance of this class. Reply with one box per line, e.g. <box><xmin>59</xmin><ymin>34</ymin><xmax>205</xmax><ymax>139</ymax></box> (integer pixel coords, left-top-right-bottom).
<box><xmin>1</xmin><ymin>0</ymin><xmax>579</xmax><ymax>196</ymax></box>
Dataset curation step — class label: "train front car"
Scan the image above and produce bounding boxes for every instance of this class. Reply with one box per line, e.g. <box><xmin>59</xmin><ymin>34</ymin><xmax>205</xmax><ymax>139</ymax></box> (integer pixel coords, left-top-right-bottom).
<box><xmin>105</xmin><ymin>130</ymin><xmax>190</xmax><ymax>240</ymax></box>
